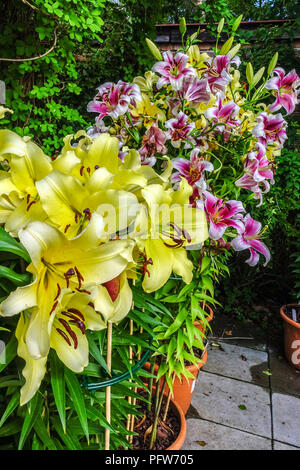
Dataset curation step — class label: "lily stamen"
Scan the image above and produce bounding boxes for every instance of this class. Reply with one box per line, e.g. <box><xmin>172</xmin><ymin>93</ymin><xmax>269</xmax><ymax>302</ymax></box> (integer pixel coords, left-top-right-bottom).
<box><xmin>74</xmin><ymin>266</ymin><xmax>84</xmax><ymax>289</ymax></box>
<box><xmin>64</xmin><ymin>268</ymin><xmax>75</xmax><ymax>288</ymax></box>
<box><xmin>26</xmin><ymin>200</ymin><xmax>37</xmax><ymax>211</ymax></box>
<box><xmin>49</xmin><ymin>301</ymin><xmax>58</xmax><ymax>316</ymax></box>
<box><xmin>83</xmin><ymin>208</ymin><xmax>92</xmax><ymax>220</ymax></box>
<box><xmin>67</xmin><ymin>308</ymin><xmax>85</xmax><ymax>322</ymax></box>
<box><xmin>54</xmin><ymin>283</ymin><xmax>61</xmax><ymax>301</ymax></box>
<box><xmin>58</xmin><ymin>318</ymin><xmax>78</xmax><ymax>349</ymax></box>
<box><xmin>56</xmin><ymin>328</ymin><xmax>71</xmax><ymax>346</ymax></box>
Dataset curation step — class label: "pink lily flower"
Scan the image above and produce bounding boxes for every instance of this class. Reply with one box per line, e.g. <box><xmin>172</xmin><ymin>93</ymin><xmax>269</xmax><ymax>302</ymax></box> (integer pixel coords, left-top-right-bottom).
<box><xmin>205</xmin><ymin>93</ymin><xmax>240</xmax><ymax>141</ymax></box>
<box><xmin>235</xmin><ymin>143</ymin><xmax>274</xmax><ymax>206</ymax></box>
<box><xmin>203</xmin><ymin>55</ymin><xmax>241</xmax><ymax>95</ymax></box>
<box><xmin>265</xmin><ymin>67</ymin><xmax>300</xmax><ymax>115</ymax></box>
<box><xmin>203</xmin><ymin>191</ymin><xmax>245</xmax><ymax>240</ymax></box>
<box><xmin>231</xmin><ymin>214</ymin><xmax>271</xmax><ymax>266</ymax></box>
<box><xmin>139</xmin><ymin>121</ymin><xmax>167</xmax><ymax>166</ymax></box>
<box><xmin>165</xmin><ymin>111</ymin><xmax>195</xmax><ymax>148</ymax></box>
<box><xmin>152</xmin><ymin>51</ymin><xmax>196</xmax><ymax>91</ymax></box>
<box><xmin>87</xmin><ymin>81</ymin><xmax>141</xmax><ymax>121</ymax></box>
<box><xmin>252</xmin><ymin>112</ymin><xmax>287</xmax><ymax>148</ymax></box>
<box><xmin>167</xmin><ymin>76</ymin><xmax>210</xmax><ymax>114</ymax></box>
<box><xmin>172</xmin><ymin>148</ymin><xmax>213</xmax><ymax>192</ymax></box>
<box><xmin>179</xmin><ymin>76</ymin><xmax>211</xmax><ymax>104</ymax></box>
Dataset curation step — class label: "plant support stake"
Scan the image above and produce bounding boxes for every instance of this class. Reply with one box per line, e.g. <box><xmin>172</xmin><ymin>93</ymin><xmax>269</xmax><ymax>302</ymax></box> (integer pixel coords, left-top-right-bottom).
<box><xmin>105</xmin><ymin>321</ymin><xmax>112</xmax><ymax>450</ymax></box>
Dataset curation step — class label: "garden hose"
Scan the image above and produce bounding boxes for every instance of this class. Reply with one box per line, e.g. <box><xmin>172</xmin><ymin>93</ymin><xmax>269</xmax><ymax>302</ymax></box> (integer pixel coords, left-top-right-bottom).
<box><xmin>82</xmin><ymin>337</ymin><xmax>153</xmax><ymax>391</ymax></box>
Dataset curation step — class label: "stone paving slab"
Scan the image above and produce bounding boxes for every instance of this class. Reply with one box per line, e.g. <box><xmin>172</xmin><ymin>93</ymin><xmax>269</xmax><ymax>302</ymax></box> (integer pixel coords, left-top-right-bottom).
<box><xmin>273</xmin><ymin>441</ymin><xmax>300</xmax><ymax>450</ymax></box>
<box><xmin>183</xmin><ymin>419</ymin><xmax>272</xmax><ymax>450</ymax></box>
<box><xmin>203</xmin><ymin>341</ymin><xmax>269</xmax><ymax>387</ymax></box>
<box><xmin>269</xmin><ymin>351</ymin><xmax>300</xmax><ymax>397</ymax></box>
<box><xmin>208</xmin><ymin>313</ymin><xmax>267</xmax><ymax>352</ymax></box>
<box><xmin>191</xmin><ymin>371</ymin><xmax>272</xmax><ymax>438</ymax></box>
<box><xmin>272</xmin><ymin>393</ymin><xmax>300</xmax><ymax>448</ymax></box>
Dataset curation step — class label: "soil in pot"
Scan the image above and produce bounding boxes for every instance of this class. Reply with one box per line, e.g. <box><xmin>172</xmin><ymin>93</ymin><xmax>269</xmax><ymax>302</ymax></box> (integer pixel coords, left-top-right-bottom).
<box><xmin>284</xmin><ymin>305</ymin><xmax>300</xmax><ymax>323</ymax></box>
<box><xmin>132</xmin><ymin>389</ymin><xmax>180</xmax><ymax>451</ymax></box>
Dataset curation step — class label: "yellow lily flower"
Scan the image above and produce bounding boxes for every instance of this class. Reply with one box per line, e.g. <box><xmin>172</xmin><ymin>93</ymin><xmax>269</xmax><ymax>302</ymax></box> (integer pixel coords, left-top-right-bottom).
<box><xmin>132</xmin><ymin>179</ymin><xmax>208</xmax><ymax>292</ymax></box>
<box><xmin>0</xmin><ymin>106</ymin><xmax>13</xmax><ymax>120</ymax></box>
<box><xmin>133</xmin><ymin>71</ymin><xmax>158</xmax><ymax>94</ymax></box>
<box><xmin>36</xmin><ymin>168</ymin><xmax>140</xmax><ymax>238</ymax></box>
<box><xmin>0</xmin><ymin>130</ymin><xmax>52</xmax><ymax>197</ymax></box>
<box><xmin>187</xmin><ymin>46</ymin><xmax>210</xmax><ymax>73</ymax></box>
<box><xmin>0</xmin><ymin>214</ymin><xmax>134</xmax><ymax>359</ymax></box>
<box><xmin>93</xmin><ymin>271</ymin><xmax>133</xmax><ymax>323</ymax></box>
<box><xmin>131</xmin><ymin>94</ymin><xmax>166</xmax><ymax>128</ymax></box>
<box><xmin>15</xmin><ymin>287</ymin><xmax>107</xmax><ymax>406</ymax></box>
<box><xmin>15</xmin><ymin>312</ymin><xmax>47</xmax><ymax>406</ymax></box>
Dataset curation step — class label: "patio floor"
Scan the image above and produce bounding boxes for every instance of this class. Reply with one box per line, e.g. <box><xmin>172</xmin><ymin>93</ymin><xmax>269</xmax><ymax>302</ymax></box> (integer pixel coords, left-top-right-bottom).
<box><xmin>182</xmin><ymin>313</ymin><xmax>300</xmax><ymax>450</ymax></box>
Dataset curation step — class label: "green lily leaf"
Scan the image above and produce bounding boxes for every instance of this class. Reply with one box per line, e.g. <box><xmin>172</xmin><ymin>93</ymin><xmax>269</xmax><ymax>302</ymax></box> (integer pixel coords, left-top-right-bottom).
<box><xmin>65</xmin><ymin>368</ymin><xmax>89</xmax><ymax>443</ymax></box>
<box><xmin>0</xmin><ymin>227</ymin><xmax>31</xmax><ymax>263</ymax></box>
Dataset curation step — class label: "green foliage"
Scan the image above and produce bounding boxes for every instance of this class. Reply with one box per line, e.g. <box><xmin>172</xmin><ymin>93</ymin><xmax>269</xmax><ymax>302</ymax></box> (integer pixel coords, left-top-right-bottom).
<box><xmin>0</xmin><ymin>0</ymin><xmax>106</xmax><ymax>155</ymax></box>
<box><xmin>217</xmin><ymin>125</ymin><xmax>300</xmax><ymax>317</ymax></box>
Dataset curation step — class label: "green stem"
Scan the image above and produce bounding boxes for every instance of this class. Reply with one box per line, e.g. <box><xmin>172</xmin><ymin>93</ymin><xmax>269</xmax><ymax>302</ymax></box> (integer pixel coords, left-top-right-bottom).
<box><xmin>147</xmin><ymin>358</ymin><xmax>156</xmax><ymax>412</ymax></box>
<box><xmin>149</xmin><ymin>375</ymin><xmax>167</xmax><ymax>450</ymax></box>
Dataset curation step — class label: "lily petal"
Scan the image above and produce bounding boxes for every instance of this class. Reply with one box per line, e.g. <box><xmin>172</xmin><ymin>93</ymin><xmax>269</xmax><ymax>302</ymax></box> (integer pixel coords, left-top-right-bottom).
<box><xmin>16</xmin><ymin>313</ymin><xmax>47</xmax><ymax>406</ymax></box>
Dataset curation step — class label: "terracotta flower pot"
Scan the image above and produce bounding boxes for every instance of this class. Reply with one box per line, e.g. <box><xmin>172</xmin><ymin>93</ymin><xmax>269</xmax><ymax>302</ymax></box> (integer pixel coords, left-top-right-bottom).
<box><xmin>136</xmin><ymin>385</ymin><xmax>186</xmax><ymax>450</ymax></box>
<box><xmin>165</xmin><ymin>396</ymin><xmax>186</xmax><ymax>450</ymax></box>
<box><xmin>144</xmin><ymin>347</ymin><xmax>207</xmax><ymax>415</ymax></box>
<box><xmin>280</xmin><ymin>304</ymin><xmax>300</xmax><ymax>370</ymax></box>
<box><xmin>172</xmin><ymin>348</ymin><xmax>207</xmax><ymax>414</ymax></box>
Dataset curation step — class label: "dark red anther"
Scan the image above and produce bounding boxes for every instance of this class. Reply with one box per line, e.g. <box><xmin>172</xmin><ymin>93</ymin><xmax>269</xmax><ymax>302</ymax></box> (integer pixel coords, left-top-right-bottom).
<box><xmin>56</xmin><ymin>328</ymin><xmax>71</xmax><ymax>346</ymax></box>
<box><xmin>140</xmin><ymin>253</ymin><xmax>153</xmax><ymax>277</ymax></box>
<box><xmin>94</xmin><ymin>165</ymin><xmax>99</xmax><ymax>170</ymax></box>
<box><xmin>75</xmin><ymin>213</ymin><xmax>79</xmax><ymax>223</ymax></box>
<box><xmin>26</xmin><ymin>194</ymin><xmax>30</xmax><ymax>204</ymax></box>
<box><xmin>67</xmin><ymin>308</ymin><xmax>85</xmax><ymax>321</ymax></box>
<box><xmin>59</xmin><ymin>319</ymin><xmax>78</xmax><ymax>349</ymax></box>
<box><xmin>163</xmin><ymin>239</ymin><xmax>184</xmax><ymax>248</ymax></box>
<box><xmin>83</xmin><ymin>208</ymin><xmax>91</xmax><ymax>220</ymax></box>
<box><xmin>88</xmin><ymin>302</ymin><xmax>94</xmax><ymax>308</ymax></box>
<box><xmin>64</xmin><ymin>268</ymin><xmax>75</xmax><ymax>288</ymax></box>
<box><xmin>74</xmin><ymin>266</ymin><xmax>84</xmax><ymax>289</ymax></box>
<box><xmin>54</xmin><ymin>283</ymin><xmax>61</xmax><ymax>301</ymax></box>
<box><xmin>26</xmin><ymin>200</ymin><xmax>37</xmax><ymax>211</ymax></box>
<box><xmin>49</xmin><ymin>301</ymin><xmax>58</xmax><ymax>315</ymax></box>
<box><xmin>66</xmin><ymin>268</ymin><xmax>75</xmax><ymax>276</ymax></box>
<box><xmin>69</xmin><ymin>319</ymin><xmax>85</xmax><ymax>334</ymax></box>
<box><xmin>76</xmin><ymin>288</ymin><xmax>91</xmax><ymax>295</ymax></box>
<box><xmin>87</xmin><ymin>167</ymin><xmax>91</xmax><ymax>174</ymax></box>
<box><xmin>64</xmin><ymin>273</ymin><xmax>69</xmax><ymax>288</ymax></box>
<box><xmin>64</xmin><ymin>224</ymin><xmax>71</xmax><ymax>233</ymax></box>
<box><xmin>80</xmin><ymin>165</ymin><xmax>84</xmax><ymax>176</ymax></box>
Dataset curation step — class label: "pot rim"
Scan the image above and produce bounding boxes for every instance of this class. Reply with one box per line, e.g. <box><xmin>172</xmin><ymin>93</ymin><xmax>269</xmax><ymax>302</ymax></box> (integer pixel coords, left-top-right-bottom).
<box><xmin>185</xmin><ymin>347</ymin><xmax>207</xmax><ymax>373</ymax></box>
<box><xmin>166</xmin><ymin>396</ymin><xmax>186</xmax><ymax>450</ymax></box>
<box><xmin>280</xmin><ymin>304</ymin><xmax>300</xmax><ymax>329</ymax></box>
<box><xmin>138</xmin><ymin>385</ymin><xmax>186</xmax><ymax>450</ymax></box>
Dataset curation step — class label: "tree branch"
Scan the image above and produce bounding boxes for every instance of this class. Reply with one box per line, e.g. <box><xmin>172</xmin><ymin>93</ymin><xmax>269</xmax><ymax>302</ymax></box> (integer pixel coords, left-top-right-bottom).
<box><xmin>0</xmin><ymin>28</ymin><xmax>57</xmax><ymax>62</ymax></box>
<box><xmin>20</xmin><ymin>0</ymin><xmax>51</xmax><ymax>16</ymax></box>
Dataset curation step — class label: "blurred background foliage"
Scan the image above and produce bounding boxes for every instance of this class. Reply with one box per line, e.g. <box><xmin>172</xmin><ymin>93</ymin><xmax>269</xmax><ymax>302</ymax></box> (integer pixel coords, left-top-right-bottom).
<box><xmin>0</xmin><ymin>0</ymin><xmax>299</xmax><ymax>321</ymax></box>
